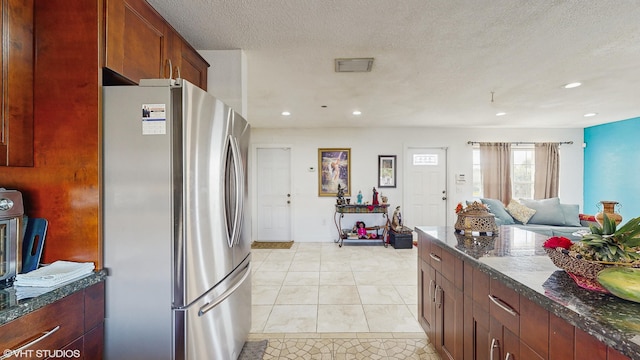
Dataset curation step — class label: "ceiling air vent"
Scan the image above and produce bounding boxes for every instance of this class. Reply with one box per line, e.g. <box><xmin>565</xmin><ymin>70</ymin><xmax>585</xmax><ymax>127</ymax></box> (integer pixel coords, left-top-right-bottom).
<box><xmin>334</xmin><ymin>58</ymin><xmax>374</xmax><ymax>72</ymax></box>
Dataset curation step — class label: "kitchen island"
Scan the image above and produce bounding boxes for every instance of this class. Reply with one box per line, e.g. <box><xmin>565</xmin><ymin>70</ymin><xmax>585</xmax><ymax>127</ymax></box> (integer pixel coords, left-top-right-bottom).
<box><xmin>0</xmin><ymin>270</ymin><xmax>107</xmax><ymax>358</ymax></box>
<box><xmin>417</xmin><ymin>226</ymin><xmax>638</xmax><ymax>360</ymax></box>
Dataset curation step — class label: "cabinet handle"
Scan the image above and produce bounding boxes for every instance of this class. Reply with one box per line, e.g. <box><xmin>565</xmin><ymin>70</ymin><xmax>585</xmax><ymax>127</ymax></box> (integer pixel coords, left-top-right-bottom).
<box><xmin>488</xmin><ymin>295</ymin><xmax>518</xmax><ymax>316</ymax></box>
<box><xmin>490</xmin><ymin>338</ymin><xmax>499</xmax><ymax>360</ymax></box>
<box><xmin>165</xmin><ymin>58</ymin><xmax>173</xmax><ymax>79</ymax></box>
<box><xmin>429</xmin><ymin>279</ymin><xmax>436</xmax><ymax>303</ymax></box>
<box><xmin>1</xmin><ymin>325</ymin><xmax>61</xmax><ymax>360</ymax></box>
<box><xmin>435</xmin><ymin>284</ymin><xmax>443</xmax><ymax>309</ymax></box>
<box><xmin>429</xmin><ymin>253</ymin><xmax>442</xmax><ymax>262</ymax></box>
<box><xmin>505</xmin><ymin>352</ymin><xmax>513</xmax><ymax>360</ymax></box>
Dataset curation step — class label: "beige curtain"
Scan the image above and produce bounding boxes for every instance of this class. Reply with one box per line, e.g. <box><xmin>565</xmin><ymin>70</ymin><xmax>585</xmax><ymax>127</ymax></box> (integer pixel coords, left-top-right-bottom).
<box><xmin>479</xmin><ymin>142</ymin><xmax>512</xmax><ymax>204</ymax></box>
<box><xmin>534</xmin><ymin>142</ymin><xmax>560</xmax><ymax>199</ymax></box>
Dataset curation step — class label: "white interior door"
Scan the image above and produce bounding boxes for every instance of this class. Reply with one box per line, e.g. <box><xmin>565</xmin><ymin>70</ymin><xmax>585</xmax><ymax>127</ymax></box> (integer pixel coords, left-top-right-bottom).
<box><xmin>403</xmin><ymin>147</ymin><xmax>448</xmax><ymax>228</ymax></box>
<box><xmin>256</xmin><ymin>147</ymin><xmax>292</xmax><ymax>241</ymax></box>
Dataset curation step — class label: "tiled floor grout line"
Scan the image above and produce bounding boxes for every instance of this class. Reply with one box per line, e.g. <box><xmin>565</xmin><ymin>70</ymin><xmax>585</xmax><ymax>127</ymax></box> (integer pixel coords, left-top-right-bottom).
<box><xmin>247</xmin><ymin>241</ymin><xmax>441</xmax><ymax>359</ymax></box>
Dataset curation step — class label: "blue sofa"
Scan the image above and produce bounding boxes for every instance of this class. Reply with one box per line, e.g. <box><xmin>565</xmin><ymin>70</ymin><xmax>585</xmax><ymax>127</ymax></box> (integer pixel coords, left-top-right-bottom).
<box><xmin>479</xmin><ymin>197</ymin><xmax>593</xmax><ymax>239</ymax></box>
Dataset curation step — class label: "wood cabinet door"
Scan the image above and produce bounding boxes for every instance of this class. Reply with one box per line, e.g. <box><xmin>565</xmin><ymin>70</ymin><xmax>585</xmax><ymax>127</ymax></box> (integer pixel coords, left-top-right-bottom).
<box><xmin>437</xmin><ymin>273</ymin><xmax>464</xmax><ymax>360</ymax></box>
<box><xmin>471</xmin><ymin>302</ymin><xmax>491</xmax><ymax>360</ymax></box>
<box><xmin>548</xmin><ymin>313</ymin><xmax>574</xmax><ymax>360</ymax></box>
<box><xmin>164</xmin><ymin>27</ymin><xmax>182</xmax><ymax>79</ymax></box>
<box><xmin>419</xmin><ymin>260</ymin><xmax>437</xmax><ymax>340</ymax></box>
<box><xmin>489</xmin><ymin>316</ymin><xmax>519</xmax><ymax>360</ymax></box>
<box><xmin>575</xmin><ymin>328</ymin><xmax>607</xmax><ymax>360</ymax></box>
<box><xmin>519</xmin><ymin>296</ymin><xmax>549</xmax><ymax>359</ymax></box>
<box><xmin>0</xmin><ymin>0</ymin><xmax>34</xmax><ymax>166</ymax></box>
<box><xmin>165</xmin><ymin>29</ymin><xmax>208</xmax><ymax>90</ymax></box>
<box><xmin>180</xmin><ymin>45</ymin><xmax>209</xmax><ymax>90</ymax></box>
<box><xmin>105</xmin><ymin>0</ymin><xmax>166</xmax><ymax>83</ymax></box>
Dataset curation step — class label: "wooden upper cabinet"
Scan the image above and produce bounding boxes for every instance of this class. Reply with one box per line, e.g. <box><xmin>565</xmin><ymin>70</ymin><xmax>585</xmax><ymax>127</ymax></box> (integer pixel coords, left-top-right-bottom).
<box><xmin>0</xmin><ymin>0</ymin><xmax>34</xmax><ymax>167</ymax></box>
<box><xmin>166</xmin><ymin>27</ymin><xmax>209</xmax><ymax>90</ymax></box>
<box><xmin>105</xmin><ymin>0</ymin><xmax>166</xmax><ymax>83</ymax></box>
<box><xmin>105</xmin><ymin>0</ymin><xmax>208</xmax><ymax>89</ymax></box>
<box><xmin>179</xmin><ymin>42</ymin><xmax>209</xmax><ymax>90</ymax></box>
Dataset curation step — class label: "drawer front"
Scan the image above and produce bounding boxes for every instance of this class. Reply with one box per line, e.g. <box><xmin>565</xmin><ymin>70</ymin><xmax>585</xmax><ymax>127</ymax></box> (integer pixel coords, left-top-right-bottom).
<box><xmin>472</xmin><ymin>267</ymin><xmax>490</xmax><ymax>311</ymax></box>
<box><xmin>427</xmin><ymin>241</ymin><xmax>442</xmax><ymax>273</ymax></box>
<box><xmin>418</xmin><ymin>234</ymin><xmax>431</xmax><ymax>265</ymax></box>
<box><xmin>439</xmin><ymin>248</ymin><xmax>463</xmax><ymax>289</ymax></box>
<box><xmin>0</xmin><ymin>291</ymin><xmax>84</xmax><ymax>359</ymax></box>
<box><xmin>488</xmin><ymin>279</ymin><xmax>520</xmax><ymax>335</ymax></box>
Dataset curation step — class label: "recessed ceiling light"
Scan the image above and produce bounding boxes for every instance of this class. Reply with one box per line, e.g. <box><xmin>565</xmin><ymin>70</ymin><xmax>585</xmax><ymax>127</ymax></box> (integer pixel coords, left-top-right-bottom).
<box><xmin>281</xmin><ymin>111</ymin><xmax>291</xmax><ymax>116</ymax></box>
<box><xmin>496</xmin><ymin>112</ymin><xmax>507</xmax><ymax>116</ymax></box>
<box><xmin>352</xmin><ymin>110</ymin><xmax>362</xmax><ymax>115</ymax></box>
<box><xmin>584</xmin><ymin>112</ymin><xmax>598</xmax><ymax>117</ymax></box>
<box><xmin>564</xmin><ymin>82</ymin><xmax>582</xmax><ymax>89</ymax></box>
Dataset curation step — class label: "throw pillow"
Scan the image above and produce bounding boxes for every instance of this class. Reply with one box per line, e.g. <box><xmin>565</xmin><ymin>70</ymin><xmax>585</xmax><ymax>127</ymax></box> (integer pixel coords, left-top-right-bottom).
<box><xmin>579</xmin><ymin>213</ymin><xmax>596</xmax><ymax>222</ymax></box>
<box><xmin>579</xmin><ymin>213</ymin><xmax>598</xmax><ymax>227</ymax></box>
<box><xmin>561</xmin><ymin>204</ymin><xmax>581</xmax><ymax>227</ymax></box>
<box><xmin>506</xmin><ymin>200</ymin><xmax>536</xmax><ymax>224</ymax></box>
<box><xmin>480</xmin><ymin>198</ymin><xmax>515</xmax><ymax>225</ymax></box>
<box><xmin>519</xmin><ymin>197</ymin><xmax>565</xmax><ymax>226</ymax></box>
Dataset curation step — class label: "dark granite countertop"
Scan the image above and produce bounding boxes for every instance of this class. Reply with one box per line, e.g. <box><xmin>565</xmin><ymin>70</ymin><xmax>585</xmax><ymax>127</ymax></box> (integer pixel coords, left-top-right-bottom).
<box><xmin>416</xmin><ymin>226</ymin><xmax>640</xmax><ymax>359</ymax></box>
<box><xmin>0</xmin><ymin>269</ymin><xmax>107</xmax><ymax>326</ymax></box>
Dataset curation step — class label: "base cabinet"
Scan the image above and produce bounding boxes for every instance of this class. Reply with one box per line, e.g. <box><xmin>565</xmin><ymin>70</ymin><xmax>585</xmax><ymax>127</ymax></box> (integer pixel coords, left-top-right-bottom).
<box><xmin>420</xmin><ymin>240</ymin><xmax>464</xmax><ymax>360</ymax></box>
<box><xmin>417</xmin><ymin>231</ymin><xmax>633</xmax><ymax>360</ymax></box>
<box><xmin>0</xmin><ymin>282</ymin><xmax>105</xmax><ymax>360</ymax></box>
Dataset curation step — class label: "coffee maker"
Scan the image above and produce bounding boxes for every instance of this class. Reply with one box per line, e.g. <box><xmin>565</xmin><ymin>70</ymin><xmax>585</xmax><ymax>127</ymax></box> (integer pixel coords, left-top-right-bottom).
<box><xmin>0</xmin><ymin>189</ymin><xmax>24</xmax><ymax>289</ymax></box>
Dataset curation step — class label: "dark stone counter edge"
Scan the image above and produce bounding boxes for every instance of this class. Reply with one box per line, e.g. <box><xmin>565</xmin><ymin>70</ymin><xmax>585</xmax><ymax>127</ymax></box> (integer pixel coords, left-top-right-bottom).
<box><xmin>416</xmin><ymin>228</ymin><xmax>640</xmax><ymax>360</ymax></box>
<box><xmin>0</xmin><ymin>269</ymin><xmax>108</xmax><ymax>326</ymax></box>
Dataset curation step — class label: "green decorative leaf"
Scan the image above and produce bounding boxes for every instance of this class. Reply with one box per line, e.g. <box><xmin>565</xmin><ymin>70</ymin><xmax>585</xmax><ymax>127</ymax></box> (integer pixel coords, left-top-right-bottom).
<box><xmin>602</xmin><ymin>213</ymin><xmax>614</xmax><ymax>235</ymax></box>
<box><xmin>589</xmin><ymin>223</ymin><xmax>603</xmax><ymax>235</ymax></box>
<box><xmin>615</xmin><ymin>216</ymin><xmax>640</xmax><ymax>234</ymax></box>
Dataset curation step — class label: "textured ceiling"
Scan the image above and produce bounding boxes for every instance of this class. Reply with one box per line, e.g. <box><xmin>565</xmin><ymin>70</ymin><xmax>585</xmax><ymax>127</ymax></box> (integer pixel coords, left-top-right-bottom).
<box><xmin>148</xmin><ymin>0</ymin><xmax>640</xmax><ymax>129</ymax></box>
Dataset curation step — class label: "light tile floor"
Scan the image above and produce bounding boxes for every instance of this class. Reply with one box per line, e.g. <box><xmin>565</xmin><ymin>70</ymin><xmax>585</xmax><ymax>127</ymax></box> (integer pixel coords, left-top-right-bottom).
<box><xmin>250</xmin><ymin>241</ymin><xmax>441</xmax><ymax>359</ymax></box>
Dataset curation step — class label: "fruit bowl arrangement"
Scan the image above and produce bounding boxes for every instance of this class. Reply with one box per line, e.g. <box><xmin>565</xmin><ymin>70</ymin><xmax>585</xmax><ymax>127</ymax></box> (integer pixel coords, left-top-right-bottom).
<box><xmin>543</xmin><ymin>213</ymin><xmax>640</xmax><ymax>300</ymax></box>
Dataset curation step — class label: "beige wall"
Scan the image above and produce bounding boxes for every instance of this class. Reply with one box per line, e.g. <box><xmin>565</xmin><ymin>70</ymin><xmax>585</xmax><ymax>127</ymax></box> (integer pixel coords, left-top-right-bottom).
<box><xmin>250</xmin><ymin>126</ymin><xmax>584</xmax><ymax>242</ymax></box>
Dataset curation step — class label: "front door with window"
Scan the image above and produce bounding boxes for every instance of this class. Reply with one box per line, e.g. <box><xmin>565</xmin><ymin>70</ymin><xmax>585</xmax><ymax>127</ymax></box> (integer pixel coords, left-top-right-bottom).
<box><xmin>404</xmin><ymin>147</ymin><xmax>448</xmax><ymax>229</ymax></box>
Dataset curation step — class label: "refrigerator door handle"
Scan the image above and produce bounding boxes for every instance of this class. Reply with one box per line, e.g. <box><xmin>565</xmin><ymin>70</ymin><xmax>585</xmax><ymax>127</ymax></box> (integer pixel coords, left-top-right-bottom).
<box><xmin>198</xmin><ymin>262</ymin><xmax>251</xmax><ymax>317</ymax></box>
<box><xmin>223</xmin><ymin>134</ymin><xmax>242</xmax><ymax>248</ymax></box>
<box><xmin>229</xmin><ymin>135</ymin><xmax>245</xmax><ymax>246</ymax></box>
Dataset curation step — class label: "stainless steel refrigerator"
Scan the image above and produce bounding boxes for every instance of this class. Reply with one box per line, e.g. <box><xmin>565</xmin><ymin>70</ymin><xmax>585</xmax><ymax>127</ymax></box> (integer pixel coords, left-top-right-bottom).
<box><xmin>103</xmin><ymin>79</ymin><xmax>251</xmax><ymax>360</ymax></box>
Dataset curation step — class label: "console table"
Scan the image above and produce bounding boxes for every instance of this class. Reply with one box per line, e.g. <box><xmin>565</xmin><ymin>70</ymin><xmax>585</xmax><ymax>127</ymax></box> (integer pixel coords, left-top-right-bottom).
<box><xmin>333</xmin><ymin>204</ymin><xmax>389</xmax><ymax>247</ymax></box>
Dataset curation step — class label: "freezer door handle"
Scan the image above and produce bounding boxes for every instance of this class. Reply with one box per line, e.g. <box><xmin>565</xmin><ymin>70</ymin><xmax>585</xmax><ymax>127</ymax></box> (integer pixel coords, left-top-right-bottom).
<box><xmin>198</xmin><ymin>262</ymin><xmax>251</xmax><ymax>317</ymax></box>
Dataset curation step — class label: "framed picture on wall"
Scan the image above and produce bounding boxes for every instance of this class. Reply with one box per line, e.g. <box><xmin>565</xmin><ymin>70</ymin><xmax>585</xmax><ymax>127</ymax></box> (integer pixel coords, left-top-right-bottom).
<box><xmin>378</xmin><ymin>155</ymin><xmax>396</xmax><ymax>188</ymax></box>
<box><xmin>318</xmin><ymin>148</ymin><xmax>351</xmax><ymax>196</ymax></box>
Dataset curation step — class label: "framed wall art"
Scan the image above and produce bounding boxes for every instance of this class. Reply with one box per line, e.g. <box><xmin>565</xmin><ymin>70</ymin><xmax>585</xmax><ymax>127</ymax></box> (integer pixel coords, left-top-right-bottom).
<box><xmin>378</xmin><ymin>155</ymin><xmax>396</xmax><ymax>188</ymax></box>
<box><xmin>318</xmin><ymin>148</ymin><xmax>351</xmax><ymax>196</ymax></box>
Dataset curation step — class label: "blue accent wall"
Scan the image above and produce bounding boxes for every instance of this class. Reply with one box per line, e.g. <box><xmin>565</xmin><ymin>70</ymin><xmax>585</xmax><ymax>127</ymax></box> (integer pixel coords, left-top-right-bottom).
<box><xmin>584</xmin><ymin>117</ymin><xmax>640</xmax><ymax>221</ymax></box>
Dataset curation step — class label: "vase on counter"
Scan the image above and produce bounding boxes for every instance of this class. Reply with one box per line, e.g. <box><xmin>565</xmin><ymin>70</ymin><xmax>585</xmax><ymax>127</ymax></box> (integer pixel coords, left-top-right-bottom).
<box><xmin>595</xmin><ymin>200</ymin><xmax>623</xmax><ymax>226</ymax></box>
